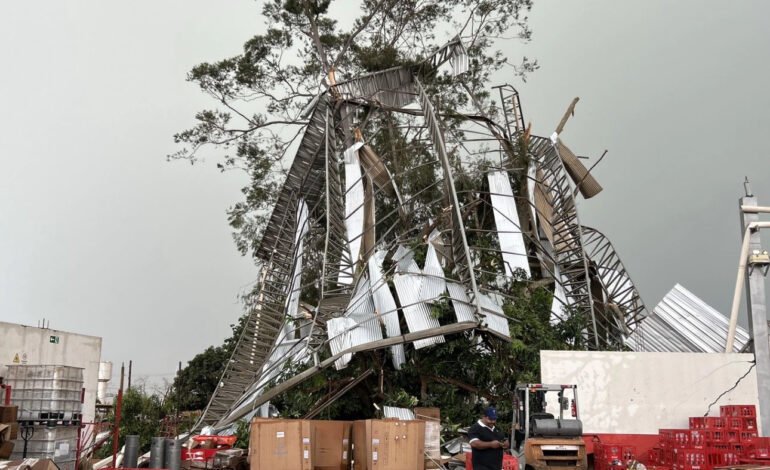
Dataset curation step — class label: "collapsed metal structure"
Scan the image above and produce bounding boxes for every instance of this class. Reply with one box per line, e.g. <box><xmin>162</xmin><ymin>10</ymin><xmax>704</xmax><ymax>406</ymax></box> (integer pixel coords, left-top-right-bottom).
<box><xmin>197</xmin><ymin>39</ymin><xmax>650</xmax><ymax>430</ymax></box>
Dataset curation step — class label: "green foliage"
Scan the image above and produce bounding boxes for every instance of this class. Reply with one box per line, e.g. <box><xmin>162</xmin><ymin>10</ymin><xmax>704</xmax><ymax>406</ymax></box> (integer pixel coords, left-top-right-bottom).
<box><xmin>170</xmin><ymin>315</ymin><xmax>247</xmax><ymax>412</ymax></box>
<box><xmin>97</xmin><ymin>387</ymin><xmax>170</xmax><ymax>458</ymax></box>
<box><xmin>172</xmin><ymin>0</ymin><xmax>538</xmax><ymax>259</ymax></box>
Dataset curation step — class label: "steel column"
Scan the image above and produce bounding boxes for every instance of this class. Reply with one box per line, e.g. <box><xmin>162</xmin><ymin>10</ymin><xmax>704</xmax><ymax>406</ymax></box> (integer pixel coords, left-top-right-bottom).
<box><xmin>740</xmin><ymin>194</ymin><xmax>770</xmax><ymax>435</ymax></box>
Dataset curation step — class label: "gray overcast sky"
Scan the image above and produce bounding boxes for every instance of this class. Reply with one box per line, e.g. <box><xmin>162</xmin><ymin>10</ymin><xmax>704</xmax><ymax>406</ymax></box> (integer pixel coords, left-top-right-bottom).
<box><xmin>1</xmin><ymin>1</ymin><xmax>769</xmax><ymax>387</ymax></box>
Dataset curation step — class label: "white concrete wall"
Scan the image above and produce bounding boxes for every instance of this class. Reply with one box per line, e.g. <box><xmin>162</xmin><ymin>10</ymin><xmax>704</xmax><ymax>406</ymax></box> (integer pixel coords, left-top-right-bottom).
<box><xmin>540</xmin><ymin>350</ymin><xmax>760</xmax><ymax>435</ymax></box>
<box><xmin>0</xmin><ymin>322</ymin><xmax>102</xmax><ymax>423</ymax></box>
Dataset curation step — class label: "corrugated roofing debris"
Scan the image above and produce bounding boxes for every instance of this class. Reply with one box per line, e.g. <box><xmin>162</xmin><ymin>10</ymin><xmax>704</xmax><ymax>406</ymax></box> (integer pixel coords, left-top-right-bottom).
<box><xmin>626</xmin><ymin>283</ymin><xmax>749</xmax><ymax>353</ymax></box>
<box><xmin>488</xmin><ymin>170</ymin><xmax>530</xmax><ymax>278</ymax></box>
<box><xmin>383</xmin><ymin>406</ymin><xmax>416</xmax><ymax>420</ymax></box>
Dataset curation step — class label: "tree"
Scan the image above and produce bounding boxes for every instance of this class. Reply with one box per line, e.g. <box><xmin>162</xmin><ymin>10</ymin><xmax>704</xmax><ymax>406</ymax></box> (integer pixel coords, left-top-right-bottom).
<box><xmin>171</xmin><ymin>0</ymin><xmax>537</xmax><ymax>256</ymax></box>
<box><xmin>170</xmin><ymin>315</ymin><xmax>247</xmax><ymax>412</ymax></box>
<box><xmin>97</xmin><ymin>386</ymin><xmax>169</xmax><ymax>458</ymax></box>
<box><xmin>170</xmin><ymin>0</ymin><xmax>587</xmax><ymax>436</ymax></box>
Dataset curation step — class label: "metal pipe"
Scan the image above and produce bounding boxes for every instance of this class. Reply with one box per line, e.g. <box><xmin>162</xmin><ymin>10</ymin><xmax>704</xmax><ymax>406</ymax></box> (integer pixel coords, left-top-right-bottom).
<box><xmin>741</xmin><ymin>206</ymin><xmax>770</xmax><ymax>213</ymax></box>
<box><xmin>149</xmin><ymin>437</ymin><xmax>165</xmax><ymax>468</ymax></box>
<box><xmin>124</xmin><ymin>435</ymin><xmax>140</xmax><ymax>468</ymax></box>
<box><xmin>111</xmin><ymin>364</ymin><xmax>125</xmax><ymax>469</ymax></box>
<box><xmin>725</xmin><ymin>221</ymin><xmax>770</xmax><ymax>352</ymax></box>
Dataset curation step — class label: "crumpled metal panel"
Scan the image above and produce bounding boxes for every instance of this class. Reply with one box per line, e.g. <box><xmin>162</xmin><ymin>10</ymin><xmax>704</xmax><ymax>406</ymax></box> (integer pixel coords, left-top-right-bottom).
<box><xmin>327</xmin><ymin>317</ymin><xmax>355</xmax><ymax>370</ymax></box>
<box><xmin>327</xmin><ymin>278</ymin><xmax>385</xmax><ymax>370</ymax></box>
<box><xmin>332</xmin><ymin>67</ymin><xmax>417</xmax><ymax>109</ymax></box>
<box><xmin>368</xmin><ymin>251</ymin><xmax>406</xmax><ymax>369</ymax></box>
<box><xmin>383</xmin><ymin>406</ymin><xmax>416</xmax><ymax>420</ymax></box>
<box><xmin>625</xmin><ymin>284</ymin><xmax>750</xmax><ymax>353</ymax></box>
<box><xmin>446</xmin><ymin>282</ymin><xmax>477</xmax><ymax>323</ymax></box>
<box><xmin>339</xmin><ymin>142</ymin><xmax>365</xmax><ymax>284</ymax></box>
<box><xmin>286</xmin><ymin>200</ymin><xmax>309</xmax><ymax>319</ymax></box>
<box><xmin>347</xmin><ymin>277</ymin><xmax>384</xmax><ymax>346</ymax></box>
<box><xmin>478</xmin><ymin>293</ymin><xmax>510</xmax><ymax>338</ymax></box>
<box><xmin>488</xmin><ymin>171</ymin><xmax>531</xmax><ymax>278</ymax></box>
<box><xmin>419</xmin><ymin>243</ymin><xmax>447</xmax><ymax>302</ymax></box>
<box><xmin>393</xmin><ymin>245</ymin><xmax>414</xmax><ymax>273</ymax></box>
<box><xmin>393</xmin><ymin>256</ymin><xmax>445</xmax><ymax>349</ymax></box>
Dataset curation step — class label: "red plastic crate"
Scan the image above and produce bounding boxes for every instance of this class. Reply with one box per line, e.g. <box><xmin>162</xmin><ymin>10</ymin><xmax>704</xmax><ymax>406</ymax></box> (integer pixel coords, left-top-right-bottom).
<box><xmin>689</xmin><ymin>430</ymin><xmax>707</xmax><ymax>449</ymax></box>
<box><xmin>707</xmin><ymin>448</ymin><xmax>740</xmax><ymax>467</ymax></box>
<box><xmin>674</xmin><ymin>448</ymin><xmax>709</xmax><ymax>470</ymax></box>
<box><xmin>466</xmin><ymin>453</ymin><xmax>518</xmax><ymax>470</ymax></box>
<box><xmin>703</xmin><ymin>429</ymin><xmax>726</xmax><ymax>444</ymax></box>
<box><xmin>743</xmin><ymin>437</ymin><xmax>770</xmax><ymax>459</ymax></box>
<box><xmin>690</xmin><ymin>417</ymin><xmax>725</xmax><ymax>430</ymax></box>
<box><xmin>650</xmin><ymin>448</ymin><xmax>662</xmax><ymax>464</ymax></box>
<box><xmin>720</xmin><ymin>405</ymin><xmax>756</xmax><ymax>418</ymax></box>
<box><xmin>725</xmin><ymin>417</ymin><xmax>759</xmax><ymax>431</ymax></box>
<box><xmin>740</xmin><ymin>430</ymin><xmax>759</xmax><ymax>442</ymax></box>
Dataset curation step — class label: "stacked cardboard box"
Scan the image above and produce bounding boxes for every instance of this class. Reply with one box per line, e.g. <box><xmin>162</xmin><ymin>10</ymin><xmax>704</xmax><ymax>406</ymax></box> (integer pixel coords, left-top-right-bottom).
<box><xmin>415</xmin><ymin>408</ymin><xmax>441</xmax><ymax>469</ymax></box>
<box><xmin>249</xmin><ymin>419</ymin><xmax>352</xmax><ymax>470</ymax></box>
<box><xmin>352</xmin><ymin>419</ymin><xmax>425</xmax><ymax>470</ymax></box>
<box><xmin>0</xmin><ymin>405</ymin><xmax>19</xmax><ymax>459</ymax></box>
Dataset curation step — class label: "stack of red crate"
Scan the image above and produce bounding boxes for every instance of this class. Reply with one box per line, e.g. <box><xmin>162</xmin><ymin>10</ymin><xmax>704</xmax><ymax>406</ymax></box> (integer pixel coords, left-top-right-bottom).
<box><xmin>595</xmin><ymin>442</ymin><xmax>636</xmax><ymax>470</ymax></box>
<box><xmin>645</xmin><ymin>405</ymin><xmax>760</xmax><ymax>470</ymax></box>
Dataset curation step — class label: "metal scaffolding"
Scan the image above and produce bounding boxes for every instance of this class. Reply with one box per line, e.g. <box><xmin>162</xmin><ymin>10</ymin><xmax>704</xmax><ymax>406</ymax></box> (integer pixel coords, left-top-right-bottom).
<box><xmin>195</xmin><ymin>38</ymin><xmax>650</xmax><ymax>430</ymax></box>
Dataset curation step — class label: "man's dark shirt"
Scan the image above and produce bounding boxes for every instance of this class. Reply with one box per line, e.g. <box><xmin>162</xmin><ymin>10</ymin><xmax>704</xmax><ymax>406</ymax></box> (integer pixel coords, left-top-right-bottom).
<box><xmin>468</xmin><ymin>420</ymin><xmax>505</xmax><ymax>470</ymax></box>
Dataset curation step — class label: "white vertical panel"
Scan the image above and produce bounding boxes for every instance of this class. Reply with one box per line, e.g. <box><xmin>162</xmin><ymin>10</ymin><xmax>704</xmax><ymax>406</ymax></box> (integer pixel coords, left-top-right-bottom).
<box><xmin>393</xmin><ymin>256</ymin><xmax>444</xmax><ymax>349</ymax></box>
<box><xmin>478</xmin><ymin>293</ymin><xmax>510</xmax><ymax>338</ymax></box>
<box><xmin>488</xmin><ymin>171</ymin><xmax>530</xmax><ymax>278</ymax></box>
<box><xmin>327</xmin><ymin>317</ymin><xmax>354</xmax><ymax>370</ymax></box>
<box><xmin>286</xmin><ymin>200</ymin><xmax>309</xmax><ymax>320</ymax></box>
<box><xmin>446</xmin><ymin>282</ymin><xmax>476</xmax><ymax>323</ymax></box>
<box><xmin>419</xmin><ymin>243</ymin><xmax>446</xmax><ymax>302</ymax></box>
<box><xmin>368</xmin><ymin>251</ymin><xmax>406</xmax><ymax>369</ymax></box>
<box><xmin>551</xmin><ymin>265</ymin><xmax>568</xmax><ymax>322</ymax></box>
<box><xmin>339</xmin><ymin>142</ymin><xmax>365</xmax><ymax>284</ymax></box>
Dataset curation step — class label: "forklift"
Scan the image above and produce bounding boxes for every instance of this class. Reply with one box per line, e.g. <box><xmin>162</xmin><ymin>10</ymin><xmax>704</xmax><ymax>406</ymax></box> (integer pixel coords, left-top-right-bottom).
<box><xmin>511</xmin><ymin>384</ymin><xmax>587</xmax><ymax>470</ymax></box>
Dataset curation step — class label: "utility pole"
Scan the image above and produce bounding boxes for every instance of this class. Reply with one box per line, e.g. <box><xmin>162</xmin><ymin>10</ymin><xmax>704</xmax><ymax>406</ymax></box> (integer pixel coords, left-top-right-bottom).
<box><xmin>128</xmin><ymin>360</ymin><xmax>132</xmax><ymax>391</ymax></box>
<box><xmin>739</xmin><ymin>179</ymin><xmax>770</xmax><ymax>435</ymax></box>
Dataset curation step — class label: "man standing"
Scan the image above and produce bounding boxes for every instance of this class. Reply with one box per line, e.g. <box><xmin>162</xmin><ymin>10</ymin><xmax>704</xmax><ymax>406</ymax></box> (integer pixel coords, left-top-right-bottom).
<box><xmin>468</xmin><ymin>407</ymin><xmax>509</xmax><ymax>470</ymax></box>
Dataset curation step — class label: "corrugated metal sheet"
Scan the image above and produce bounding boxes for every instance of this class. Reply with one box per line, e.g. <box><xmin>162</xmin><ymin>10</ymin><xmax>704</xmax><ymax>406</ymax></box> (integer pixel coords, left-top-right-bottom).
<box><xmin>626</xmin><ymin>284</ymin><xmax>750</xmax><ymax>353</ymax></box>
<box><xmin>383</xmin><ymin>406</ymin><xmax>415</xmax><ymax>420</ymax></box>
<box><xmin>446</xmin><ymin>282</ymin><xmax>477</xmax><ymax>323</ymax></box>
<box><xmin>327</xmin><ymin>317</ymin><xmax>354</xmax><ymax>370</ymax></box>
<box><xmin>488</xmin><ymin>171</ymin><xmax>530</xmax><ymax>278</ymax></box>
<box><xmin>368</xmin><ymin>251</ymin><xmax>405</xmax><ymax>369</ymax></box>
<box><xmin>286</xmin><ymin>200</ymin><xmax>309</xmax><ymax>319</ymax></box>
<box><xmin>393</xmin><ymin>257</ymin><xmax>445</xmax><ymax>349</ymax></box>
<box><xmin>347</xmin><ymin>277</ymin><xmax>384</xmax><ymax>346</ymax></box>
<box><xmin>339</xmin><ymin>142</ymin><xmax>365</xmax><ymax>284</ymax></box>
<box><xmin>419</xmin><ymin>243</ymin><xmax>447</xmax><ymax>302</ymax></box>
<box><xmin>478</xmin><ymin>293</ymin><xmax>510</xmax><ymax>338</ymax></box>
<box><xmin>393</xmin><ymin>245</ymin><xmax>414</xmax><ymax>273</ymax></box>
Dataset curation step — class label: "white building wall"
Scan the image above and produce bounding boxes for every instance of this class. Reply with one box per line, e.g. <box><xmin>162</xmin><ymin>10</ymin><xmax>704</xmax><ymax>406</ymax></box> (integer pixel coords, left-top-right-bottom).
<box><xmin>540</xmin><ymin>350</ymin><xmax>760</xmax><ymax>435</ymax></box>
<box><xmin>0</xmin><ymin>322</ymin><xmax>102</xmax><ymax>423</ymax></box>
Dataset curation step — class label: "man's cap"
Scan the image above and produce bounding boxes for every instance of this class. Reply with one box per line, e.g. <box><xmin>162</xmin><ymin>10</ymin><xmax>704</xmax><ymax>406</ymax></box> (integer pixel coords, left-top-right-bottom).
<box><xmin>484</xmin><ymin>407</ymin><xmax>498</xmax><ymax>420</ymax></box>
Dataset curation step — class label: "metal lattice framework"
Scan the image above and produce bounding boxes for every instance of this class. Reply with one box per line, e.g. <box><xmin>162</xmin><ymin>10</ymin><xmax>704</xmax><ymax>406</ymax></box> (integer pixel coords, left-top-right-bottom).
<box><xmin>196</xmin><ymin>39</ymin><xmax>650</xmax><ymax>429</ymax></box>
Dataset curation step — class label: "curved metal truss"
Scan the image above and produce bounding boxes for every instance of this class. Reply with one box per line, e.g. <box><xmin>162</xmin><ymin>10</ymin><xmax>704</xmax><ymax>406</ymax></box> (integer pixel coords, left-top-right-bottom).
<box><xmin>197</xmin><ymin>40</ymin><xmax>649</xmax><ymax>429</ymax></box>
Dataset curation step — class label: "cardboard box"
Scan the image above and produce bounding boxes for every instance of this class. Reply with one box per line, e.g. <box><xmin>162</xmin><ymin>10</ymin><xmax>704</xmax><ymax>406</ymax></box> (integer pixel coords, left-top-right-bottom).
<box><xmin>310</xmin><ymin>421</ymin><xmax>352</xmax><ymax>470</ymax></box>
<box><xmin>0</xmin><ymin>406</ymin><xmax>18</xmax><ymax>423</ymax></box>
<box><xmin>249</xmin><ymin>419</ymin><xmax>353</xmax><ymax>470</ymax></box>
<box><xmin>415</xmin><ymin>408</ymin><xmax>441</xmax><ymax>469</ymax></box>
<box><xmin>249</xmin><ymin>419</ymin><xmax>312</xmax><ymax>470</ymax></box>
<box><xmin>352</xmin><ymin>419</ymin><xmax>425</xmax><ymax>470</ymax></box>
<box><xmin>0</xmin><ymin>441</ymin><xmax>15</xmax><ymax>459</ymax></box>
<box><xmin>8</xmin><ymin>423</ymin><xmax>19</xmax><ymax>440</ymax></box>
